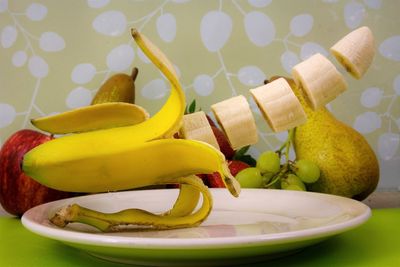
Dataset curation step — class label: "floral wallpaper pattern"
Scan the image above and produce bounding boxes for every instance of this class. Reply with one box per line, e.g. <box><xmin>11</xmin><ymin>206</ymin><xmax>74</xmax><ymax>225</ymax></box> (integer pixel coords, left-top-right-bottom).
<box><xmin>0</xmin><ymin>0</ymin><xmax>399</xmax><ymax>190</ymax></box>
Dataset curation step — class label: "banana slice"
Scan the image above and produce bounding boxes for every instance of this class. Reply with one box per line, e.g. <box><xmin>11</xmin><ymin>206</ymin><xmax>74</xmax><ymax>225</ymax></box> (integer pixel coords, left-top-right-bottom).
<box><xmin>180</xmin><ymin>111</ymin><xmax>220</xmax><ymax>150</ymax></box>
<box><xmin>250</xmin><ymin>78</ymin><xmax>307</xmax><ymax>132</ymax></box>
<box><xmin>292</xmin><ymin>53</ymin><xmax>347</xmax><ymax>110</ymax></box>
<box><xmin>211</xmin><ymin>95</ymin><xmax>258</xmax><ymax>150</ymax></box>
<box><xmin>31</xmin><ymin>102</ymin><xmax>149</xmax><ymax>134</ymax></box>
<box><xmin>330</xmin><ymin>26</ymin><xmax>375</xmax><ymax>79</ymax></box>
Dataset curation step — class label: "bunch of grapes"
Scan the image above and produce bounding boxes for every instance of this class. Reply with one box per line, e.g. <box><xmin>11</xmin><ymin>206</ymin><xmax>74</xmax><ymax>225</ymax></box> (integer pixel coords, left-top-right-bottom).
<box><xmin>235</xmin><ymin>129</ymin><xmax>321</xmax><ymax>191</ymax></box>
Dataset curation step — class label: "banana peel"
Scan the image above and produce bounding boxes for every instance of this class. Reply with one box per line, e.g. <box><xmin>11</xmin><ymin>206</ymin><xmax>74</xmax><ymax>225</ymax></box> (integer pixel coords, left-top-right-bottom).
<box><xmin>23</xmin><ymin>29</ymin><xmax>240</xmax><ymax>231</ymax></box>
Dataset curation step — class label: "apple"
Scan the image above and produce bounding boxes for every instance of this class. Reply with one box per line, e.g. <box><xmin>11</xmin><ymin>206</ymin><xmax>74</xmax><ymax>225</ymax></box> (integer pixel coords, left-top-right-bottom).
<box><xmin>0</xmin><ymin>129</ymin><xmax>73</xmax><ymax>216</ymax></box>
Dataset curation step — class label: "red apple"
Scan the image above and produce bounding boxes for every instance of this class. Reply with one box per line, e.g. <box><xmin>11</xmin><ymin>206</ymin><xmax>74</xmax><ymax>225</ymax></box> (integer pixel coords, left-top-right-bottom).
<box><xmin>0</xmin><ymin>129</ymin><xmax>73</xmax><ymax>216</ymax></box>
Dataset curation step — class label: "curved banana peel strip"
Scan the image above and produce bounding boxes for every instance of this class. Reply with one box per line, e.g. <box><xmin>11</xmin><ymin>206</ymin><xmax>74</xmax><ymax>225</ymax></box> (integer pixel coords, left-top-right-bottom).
<box><xmin>31</xmin><ymin>102</ymin><xmax>149</xmax><ymax>134</ymax></box>
<box><xmin>164</xmin><ymin>184</ymin><xmax>200</xmax><ymax>217</ymax></box>
<box><xmin>50</xmin><ymin>175</ymin><xmax>212</xmax><ymax>231</ymax></box>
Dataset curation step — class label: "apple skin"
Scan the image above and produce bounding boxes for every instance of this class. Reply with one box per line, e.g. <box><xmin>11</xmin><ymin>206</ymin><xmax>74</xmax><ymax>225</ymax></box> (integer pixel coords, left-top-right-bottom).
<box><xmin>0</xmin><ymin>129</ymin><xmax>73</xmax><ymax>217</ymax></box>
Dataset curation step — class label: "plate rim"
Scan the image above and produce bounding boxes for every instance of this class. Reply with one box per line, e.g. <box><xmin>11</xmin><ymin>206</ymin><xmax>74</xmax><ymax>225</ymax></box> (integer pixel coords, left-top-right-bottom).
<box><xmin>21</xmin><ymin>188</ymin><xmax>371</xmax><ymax>250</ymax></box>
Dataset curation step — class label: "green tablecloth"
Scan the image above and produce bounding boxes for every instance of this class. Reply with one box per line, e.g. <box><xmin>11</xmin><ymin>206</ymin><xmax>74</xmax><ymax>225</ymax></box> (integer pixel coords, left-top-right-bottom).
<box><xmin>0</xmin><ymin>208</ymin><xmax>399</xmax><ymax>267</ymax></box>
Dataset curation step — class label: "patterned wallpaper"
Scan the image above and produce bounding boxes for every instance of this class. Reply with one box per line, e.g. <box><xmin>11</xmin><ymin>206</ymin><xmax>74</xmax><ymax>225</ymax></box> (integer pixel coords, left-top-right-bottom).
<box><xmin>0</xmin><ymin>0</ymin><xmax>399</xmax><ymax>190</ymax></box>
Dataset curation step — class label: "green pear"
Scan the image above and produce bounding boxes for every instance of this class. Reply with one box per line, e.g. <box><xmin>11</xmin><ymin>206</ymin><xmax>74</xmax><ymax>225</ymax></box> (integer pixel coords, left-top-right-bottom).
<box><xmin>91</xmin><ymin>67</ymin><xmax>138</xmax><ymax>104</ymax></box>
<box><xmin>280</xmin><ymin>77</ymin><xmax>379</xmax><ymax>200</ymax></box>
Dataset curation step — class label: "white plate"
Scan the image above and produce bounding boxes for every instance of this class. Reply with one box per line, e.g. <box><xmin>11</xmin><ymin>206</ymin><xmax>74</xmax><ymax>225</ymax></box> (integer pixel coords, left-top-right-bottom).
<box><xmin>22</xmin><ymin>189</ymin><xmax>370</xmax><ymax>266</ymax></box>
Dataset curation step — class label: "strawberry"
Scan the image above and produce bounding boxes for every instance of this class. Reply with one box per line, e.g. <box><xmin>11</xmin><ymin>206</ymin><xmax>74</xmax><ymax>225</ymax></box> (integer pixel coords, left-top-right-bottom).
<box><xmin>211</xmin><ymin>126</ymin><xmax>235</xmax><ymax>159</ymax></box>
<box><xmin>227</xmin><ymin>160</ymin><xmax>250</xmax><ymax>176</ymax></box>
<box><xmin>205</xmin><ymin>114</ymin><xmax>217</xmax><ymax>127</ymax></box>
<box><xmin>203</xmin><ymin>160</ymin><xmax>250</xmax><ymax>188</ymax></box>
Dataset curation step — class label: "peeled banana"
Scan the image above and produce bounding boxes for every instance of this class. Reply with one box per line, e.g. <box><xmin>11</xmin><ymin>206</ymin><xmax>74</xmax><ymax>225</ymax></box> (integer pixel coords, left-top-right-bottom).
<box><xmin>292</xmin><ymin>53</ymin><xmax>347</xmax><ymax>110</ymax></box>
<box><xmin>22</xmin><ymin>29</ymin><xmax>240</xmax><ymax>232</ymax></box>
<box><xmin>180</xmin><ymin>111</ymin><xmax>220</xmax><ymax>150</ymax></box>
<box><xmin>330</xmin><ymin>26</ymin><xmax>375</xmax><ymax>79</ymax></box>
<box><xmin>211</xmin><ymin>95</ymin><xmax>258</xmax><ymax>150</ymax></box>
<box><xmin>250</xmin><ymin>77</ymin><xmax>307</xmax><ymax>132</ymax></box>
<box><xmin>31</xmin><ymin>102</ymin><xmax>149</xmax><ymax>134</ymax></box>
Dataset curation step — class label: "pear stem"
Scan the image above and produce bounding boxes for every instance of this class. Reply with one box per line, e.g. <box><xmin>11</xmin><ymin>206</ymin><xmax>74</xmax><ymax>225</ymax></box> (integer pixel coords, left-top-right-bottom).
<box><xmin>131</xmin><ymin>67</ymin><xmax>139</xmax><ymax>82</ymax></box>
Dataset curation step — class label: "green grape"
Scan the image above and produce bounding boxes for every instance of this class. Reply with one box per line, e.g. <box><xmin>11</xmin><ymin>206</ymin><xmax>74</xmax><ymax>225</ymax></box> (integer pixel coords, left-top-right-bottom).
<box><xmin>293</xmin><ymin>159</ymin><xmax>320</xmax><ymax>183</ymax></box>
<box><xmin>281</xmin><ymin>174</ymin><xmax>306</xmax><ymax>191</ymax></box>
<box><xmin>283</xmin><ymin>184</ymin><xmax>305</xmax><ymax>191</ymax></box>
<box><xmin>262</xmin><ymin>172</ymin><xmax>274</xmax><ymax>185</ymax></box>
<box><xmin>235</xmin><ymin>167</ymin><xmax>263</xmax><ymax>188</ymax></box>
<box><xmin>256</xmin><ymin>151</ymin><xmax>280</xmax><ymax>175</ymax></box>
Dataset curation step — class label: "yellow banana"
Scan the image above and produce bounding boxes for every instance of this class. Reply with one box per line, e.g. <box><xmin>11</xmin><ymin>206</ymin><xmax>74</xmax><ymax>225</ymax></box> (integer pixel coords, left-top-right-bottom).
<box><xmin>23</xmin><ymin>29</ymin><xmax>240</xmax><ymax>232</ymax></box>
<box><xmin>31</xmin><ymin>102</ymin><xmax>149</xmax><ymax>134</ymax></box>
<box><xmin>23</xmin><ymin>138</ymin><xmax>237</xmax><ymax>193</ymax></box>
<box><xmin>50</xmin><ymin>175</ymin><xmax>212</xmax><ymax>231</ymax></box>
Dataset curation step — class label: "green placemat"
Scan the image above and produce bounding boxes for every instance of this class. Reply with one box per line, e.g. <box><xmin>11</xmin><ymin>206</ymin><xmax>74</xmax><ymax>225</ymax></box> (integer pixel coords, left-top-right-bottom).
<box><xmin>1</xmin><ymin>209</ymin><xmax>399</xmax><ymax>267</ymax></box>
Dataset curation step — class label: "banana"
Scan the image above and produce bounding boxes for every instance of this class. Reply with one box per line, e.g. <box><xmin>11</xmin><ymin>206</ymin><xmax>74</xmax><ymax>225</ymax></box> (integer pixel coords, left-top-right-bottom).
<box><xmin>180</xmin><ymin>111</ymin><xmax>220</xmax><ymax>150</ymax></box>
<box><xmin>23</xmin><ymin>138</ymin><xmax>238</xmax><ymax>193</ymax></box>
<box><xmin>23</xmin><ymin>29</ymin><xmax>240</xmax><ymax>232</ymax></box>
<box><xmin>292</xmin><ymin>53</ymin><xmax>347</xmax><ymax>110</ymax></box>
<box><xmin>330</xmin><ymin>26</ymin><xmax>375</xmax><ymax>79</ymax></box>
<box><xmin>211</xmin><ymin>95</ymin><xmax>258</xmax><ymax>150</ymax></box>
<box><xmin>250</xmin><ymin>77</ymin><xmax>307</xmax><ymax>132</ymax></box>
<box><xmin>31</xmin><ymin>102</ymin><xmax>149</xmax><ymax>134</ymax></box>
<box><xmin>50</xmin><ymin>175</ymin><xmax>212</xmax><ymax>231</ymax></box>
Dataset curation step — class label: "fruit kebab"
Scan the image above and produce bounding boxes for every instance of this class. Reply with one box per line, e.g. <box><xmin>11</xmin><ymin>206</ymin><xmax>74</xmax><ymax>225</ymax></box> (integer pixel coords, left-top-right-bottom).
<box><xmin>18</xmin><ymin>26</ymin><xmax>378</xmax><ymax>232</ymax></box>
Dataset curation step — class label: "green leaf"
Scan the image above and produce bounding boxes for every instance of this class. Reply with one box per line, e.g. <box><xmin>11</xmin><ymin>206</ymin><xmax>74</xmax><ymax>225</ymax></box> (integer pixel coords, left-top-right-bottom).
<box><xmin>234</xmin><ymin>146</ymin><xmax>250</xmax><ymax>158</ymax></box>
<box><xmin>236</xmin><ymin>155</ymin><xmax>257</xmax><ymax>167</ymax></box>
<box><xmin>185</xmin><ymin>99</ymin><xmax>197</xmax><ymax>114</ymax></box>
<box><xmin>233</xmin><ymin>146</ymin><xmax>256</xmax><ymax>167</ymax></box>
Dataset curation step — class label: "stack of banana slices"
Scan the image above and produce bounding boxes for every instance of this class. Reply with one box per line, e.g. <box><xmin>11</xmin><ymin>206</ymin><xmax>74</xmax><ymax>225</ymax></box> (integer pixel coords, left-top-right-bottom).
<box><xmin>22</xmin><ymin>26</ymin><xmax>375</xmax><ymax>232</ymax></box>
<box><xmin>183</xmin><ymin>26</ymin><xmax>375</xmax><ymax>150</ymax></box>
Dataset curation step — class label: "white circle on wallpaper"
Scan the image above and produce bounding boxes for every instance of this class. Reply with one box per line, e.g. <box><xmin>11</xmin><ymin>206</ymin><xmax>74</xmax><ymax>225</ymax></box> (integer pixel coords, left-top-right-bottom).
<box><xmin>106</xmin><ymin>44</ymin><xmax>135</xmax><ymax>72</ymax></box>
<box><xmin>93</xmin><ymin>10</ymin><xmax>127</xmax><ymax>36</ymax></box>
<box><xmin>66</xmin><ymin>87</ymin><xmax>92</xmax><ymax>109</ymax></box>
<box><xmin>28</xmin><ymin>56</ymin><xmax>48</xmax><ymax>78</ymax></box>
<box><xmin>290</xmin><ymin>14</ymin><xmax>314</xmax><ymax>37</ymax></box>
<box><xmin>237</xmin><ymin>66</ymin><xmax>266</xmax><ymax>87</ymax></box>
<box><xmin>26</xmin><ymin>3</ymin><xmax>47</xmax><ymax>21</ymax></box>
<box><xmin>244</xmin><ymin>11</ymin><xmax>275</xmax><ymax>47</ymax></box>
<box><xmin>193</xmin><ymin>74</ymin><xmax>214</xmax><ymax>96</ymax></box>
<box><xmin>39</xmin><ymin>32</ymin><xmax>65</xmax><ymax>52</ymax></box>
<box><xmin>12</xmin><ymin>50</ymin><xmax>28</xmax><ymax>67</ymax></box>
<box><xmin>156</xmin><ymin>13</ymin><xmax>176</xmax><ymax>43</ymax></box>
<box><xmin>201</xmin><ymin>10</ymin><xmax>232</xmax><ymax>52</ymax></box>
<box><xmin>361</xmin><ymin>87</ymin><xmax>383</xmax><ymax>108</ymax></box>
<box><xmin>71</xmin><ymin>64</ymin><xmax>97</xmax><ymax>85</ymax></box>
<box><xmin>1</xmin><ymin>25</ymin><xmax>17</xmax><ymax>48</ymax></box>
<box><xmin>0</xmin><ymin>104</ymin><xmax>16</xmax><ymax>128</ymax></box>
